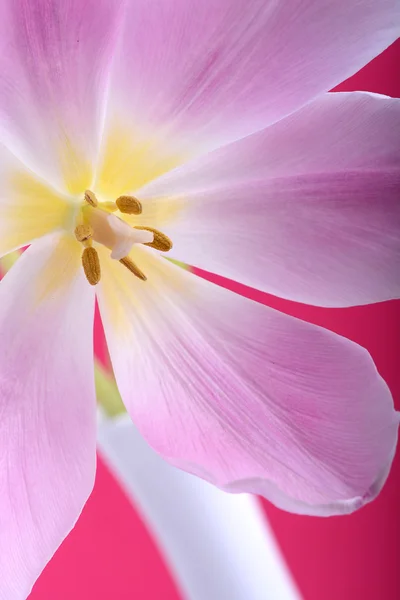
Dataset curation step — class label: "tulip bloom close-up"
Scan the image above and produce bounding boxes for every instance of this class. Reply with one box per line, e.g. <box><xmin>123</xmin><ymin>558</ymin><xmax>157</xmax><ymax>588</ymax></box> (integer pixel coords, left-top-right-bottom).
<box><xmin>0</xmin><ymin>1</ymin><xmax>399</xmax><ymax>598</ymax></box>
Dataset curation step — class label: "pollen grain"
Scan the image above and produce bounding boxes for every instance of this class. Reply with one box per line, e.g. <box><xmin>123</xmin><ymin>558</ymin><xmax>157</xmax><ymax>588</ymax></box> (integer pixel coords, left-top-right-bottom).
<box><xmin>82</xmin><ymin>247</ymin><xmax>101</xmax><ymax>285</ymax></box>
<box><xmin>116</xmin><ymin>195</ymin><xmax>143</xmax><ymax>215</ymax></box>
<box><xmin>119</xmin><ymin>256</ymin><xmax>147</xmax><ymax>281</ymax></box>
<box><xmin>135</xmin><ymin>226</ymin><xmax>173</xmax><ymax>252</ymax></box>
<box><xmin>84</xmin><ymin>189</ymin><xmax>98</xmax><ymax>207</ymax></box>
<box><xmin>74</xmin><ymin>223</ymin><xmax>93</xmax><ymax>244</ymax></box>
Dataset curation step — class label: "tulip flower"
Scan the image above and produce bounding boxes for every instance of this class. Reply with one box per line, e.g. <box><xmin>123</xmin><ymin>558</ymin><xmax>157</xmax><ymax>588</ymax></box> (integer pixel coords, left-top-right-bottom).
<box><xmin>0</xmin><ymin>1</ymin><xmax>399</xmax><ymax>597</ymax></box>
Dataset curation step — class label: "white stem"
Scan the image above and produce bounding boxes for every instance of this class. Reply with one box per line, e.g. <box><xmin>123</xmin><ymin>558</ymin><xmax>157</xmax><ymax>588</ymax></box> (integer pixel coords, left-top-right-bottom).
<box><xmin>97</xmin><ymin>414</ymin><xmax>302</xmax><ymax>600</ymax></box>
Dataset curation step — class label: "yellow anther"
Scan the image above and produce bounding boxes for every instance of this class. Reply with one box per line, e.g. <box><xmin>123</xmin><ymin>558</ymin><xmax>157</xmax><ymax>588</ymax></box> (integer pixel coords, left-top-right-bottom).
<box><xmin>119</xmin><ymin>257</ymin><xmax>147</xmax><ymax>281</ymax></box>
<box><xmin>82</xmin><ymin>247</ymin><xmax>101</xmax><ymax>285</ymax></box>
<box><xmin>74</xmin><ymin>223</ymin><xmax>93</xmax><ymax>244</ymax></box>
<box><xmin>135</xmin><ymin>226</ymin><xmax>173</xmax><ymax>252</ymax></box>
<box><xmin>116</xmin><ymin>195</ymin><xmax>143</xmax><ymax>215</ymax></box>
<box><xmin>84</xmin><ymin>189</ymin><xmax>98</xmax><ymax>207</ymax></box>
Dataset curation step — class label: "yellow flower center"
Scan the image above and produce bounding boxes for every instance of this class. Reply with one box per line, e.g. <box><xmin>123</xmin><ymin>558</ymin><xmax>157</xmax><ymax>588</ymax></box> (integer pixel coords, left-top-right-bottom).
<box><xmin>73</xmin><ymin>190</ymin><xmax>173</xmax><ymax>286</ymax></box>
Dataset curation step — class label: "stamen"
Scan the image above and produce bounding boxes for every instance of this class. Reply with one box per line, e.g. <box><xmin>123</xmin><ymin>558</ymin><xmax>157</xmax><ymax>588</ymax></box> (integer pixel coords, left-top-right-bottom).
<box><xmin>76</xmin><ymin>190</ymin><xmax>171</xmax><ymax>286</ymax></box>
<box><xmin>74</xmin><ymin>223</ymin><xmax>93</xmax><ymax>244</ymax></box>
<box><xmin>116</xmin><ymin>195</ymin><xmax>143</xmax><ymax>215</ymax></box>
<box><xmin>84</xmin><ymin>189</ymin><xmax>98</xmax><ymax>207</ymax></box>
<box><xmin>82</xmin><ymin>247</ymin><xmax>101</xmax><ymax>285</ymax></box>
<box><xmin>135</xmin><ymin>226</ymin><xmax>173</xmax><ymax>252</ymax></box>
<box><xmin>119</xmin><ymin>257</ymin><xmax>147</xmax><ymax>281</ymax></box>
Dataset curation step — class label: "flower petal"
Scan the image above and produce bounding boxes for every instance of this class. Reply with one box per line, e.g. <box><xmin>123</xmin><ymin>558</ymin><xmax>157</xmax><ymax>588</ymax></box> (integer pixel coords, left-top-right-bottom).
<box><xmin>97</xmin><ymin>0</ymin><xmax>400</xmax><ymax>188</ymax></box>
<box><xmin>97</xmin><ymin>248</ymin><xmax>398</xmax><ymax>516</ymax></box>
<box><xmin>0</xmin><ymin>143</ymin><xmax>71</xmax><ymax>258</ymax></box>
<box><xmin>0</xmin><ymin>0</ymin><xmax>125</xmax><ymax>191</ymax></box>
<box><xmin>139</xmin><ymin>92</ymin><xmax>400</xmax><ymax>307</ymax></box>
<box><xmin>0</xmin><ymin>234</ymin><xmax>97</xmax><ymax>598</ymax></box>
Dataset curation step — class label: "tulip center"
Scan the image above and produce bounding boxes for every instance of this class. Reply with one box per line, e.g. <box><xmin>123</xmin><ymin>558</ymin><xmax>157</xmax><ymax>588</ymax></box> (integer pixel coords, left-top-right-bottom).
<box><xmin>74</xmin><ymin>190</ymin><xmax>173</xmax><ymax>286</ymax></box>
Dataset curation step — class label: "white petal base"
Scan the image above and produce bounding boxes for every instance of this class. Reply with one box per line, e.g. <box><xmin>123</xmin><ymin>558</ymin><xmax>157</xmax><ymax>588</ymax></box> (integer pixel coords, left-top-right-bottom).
<box><xmin>97</xmin><ymin>413</ymin><xmax>301</xmax><ymax>600</ymax></box>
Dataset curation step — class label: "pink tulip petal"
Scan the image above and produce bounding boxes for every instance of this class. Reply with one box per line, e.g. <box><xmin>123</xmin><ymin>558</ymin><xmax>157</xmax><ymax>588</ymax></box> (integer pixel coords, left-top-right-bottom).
<box><xmin>0</xmin><ymin>0</ymin><xmax>124</xmax><ymax>190</ymax></box>
<box><xmin>97</xmin><ymin>248</ymin><xmax>398</xmax><ymax>516</ymax></box>
<box><xmin>0</xmin><ymin>234</ymin><xmax>97</xmax><ymax>598</ymax></box>
<box><xmin>103</xmin><ymin>0</ymin><xmax>399</xmax><ymax>162</ymax></box>
<box><xmin>139</xmin><ymin>92</ymin><xmax>400</xmax><ymax>307</ymax></box>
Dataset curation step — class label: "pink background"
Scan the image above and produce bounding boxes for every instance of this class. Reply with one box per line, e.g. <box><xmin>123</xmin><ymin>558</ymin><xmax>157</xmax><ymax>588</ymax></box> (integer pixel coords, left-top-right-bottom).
<box><xmin>31</xmin><ymin>40</ymin><xmax>400</xmax><ymax>600</ymax></box>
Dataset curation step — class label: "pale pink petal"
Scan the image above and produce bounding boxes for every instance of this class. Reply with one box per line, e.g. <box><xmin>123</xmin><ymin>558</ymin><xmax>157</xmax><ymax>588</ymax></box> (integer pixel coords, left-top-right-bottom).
<box><xmin>102</xmin><ymin>0</ymin><xmax>400</xmax><ymax>165</ymax></box>
<box><xmin>0</xmin><ymin>0</ymin><xmax>125</xmax><ymax>191</ymax></box>
<box><xmin>0</xmin><ymin>234</ymin><xmax>97</xmax><ymax>598</ymax></box>
<box><xmin>139</xmin><ymin>92</ymin><xmax>400</xmax><ymax>307</ymax></box>
<box><xmin>97</xmin><ymin>248</ymin><xmax>398</xmax><ymax>516</ymax></box>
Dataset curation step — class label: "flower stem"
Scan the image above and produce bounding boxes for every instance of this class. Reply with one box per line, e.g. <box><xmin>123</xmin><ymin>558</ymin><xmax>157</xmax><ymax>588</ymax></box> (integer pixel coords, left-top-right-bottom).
<box><xmin>94</xmin><ymin>361</ymin><xmax>125</xmax><ymax>417</ymax></box>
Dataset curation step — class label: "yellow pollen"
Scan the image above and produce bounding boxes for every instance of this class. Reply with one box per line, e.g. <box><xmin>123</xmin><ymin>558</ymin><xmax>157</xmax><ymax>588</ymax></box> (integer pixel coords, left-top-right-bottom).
<box><xmin>82</xmin><ymin>247</ymin><xmax>101</xmax><ymax>285</ymax></box>
<box><xmin>116</xmin><ymin>195</ymin><xmax>143</xmax><ymax>215</ymax></box>
<box><xmin>119</xmin><ymin>257</ymin><xmax>147</xmax><ymax>281</ymax></box>
<box><xmin>74</xmin><ymin>223</ymin><xmax>93</xmax><ymax>244</ymax></box>
<box><xmin>84</xmin><ymin>189</ymin><xmax>98</xmax><ymax>207</ymax></box>
<box><xmin>135</xmin><ymin>226</ymin><xmax>173</xmax><ymax>252</ymax></box>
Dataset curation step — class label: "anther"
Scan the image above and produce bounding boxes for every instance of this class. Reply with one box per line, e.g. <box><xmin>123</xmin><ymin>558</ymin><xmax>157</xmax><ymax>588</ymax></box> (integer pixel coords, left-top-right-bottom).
<box><xmin>82</xmin><ymin>247</ymin><xmax>101</xmax><ymax>285</ymax></box>
<box><xmin>74</xmin><ymin>223</ymin><xmax>93</xmax><ymax>244</ymax></box>
<box><xmin>135</xmin><ymin>226</ymin><xmax>173</xmax><ymax>252</ymax></box>
<box><xmin>116</xmin><ymin>195</ymin><xmax>143</xmax><ymax>215</ymax></box>
<box><xmin>119</xmin><ymin>257</ymin><xmax>147</xmax><ymax>281</ymax></box>
<box><xmin>84</xmin><ymin>189</ymin><xmax>98</xmax><ymax>207</ymax></box>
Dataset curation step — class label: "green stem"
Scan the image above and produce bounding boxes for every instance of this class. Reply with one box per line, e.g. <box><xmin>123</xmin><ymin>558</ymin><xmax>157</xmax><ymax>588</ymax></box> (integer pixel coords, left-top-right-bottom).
<box><xmin>94</xmin><ymin>361</ymin><xmax>125</xmax><ymax>417</ymax></box>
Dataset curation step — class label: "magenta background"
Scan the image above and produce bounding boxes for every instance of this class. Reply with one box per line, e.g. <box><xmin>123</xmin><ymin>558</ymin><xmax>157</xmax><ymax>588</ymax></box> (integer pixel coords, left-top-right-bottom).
<box><xmin>31</xmin><ymin>41</ymin><xmax>400</xmax><ymax>600</ymax></box>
